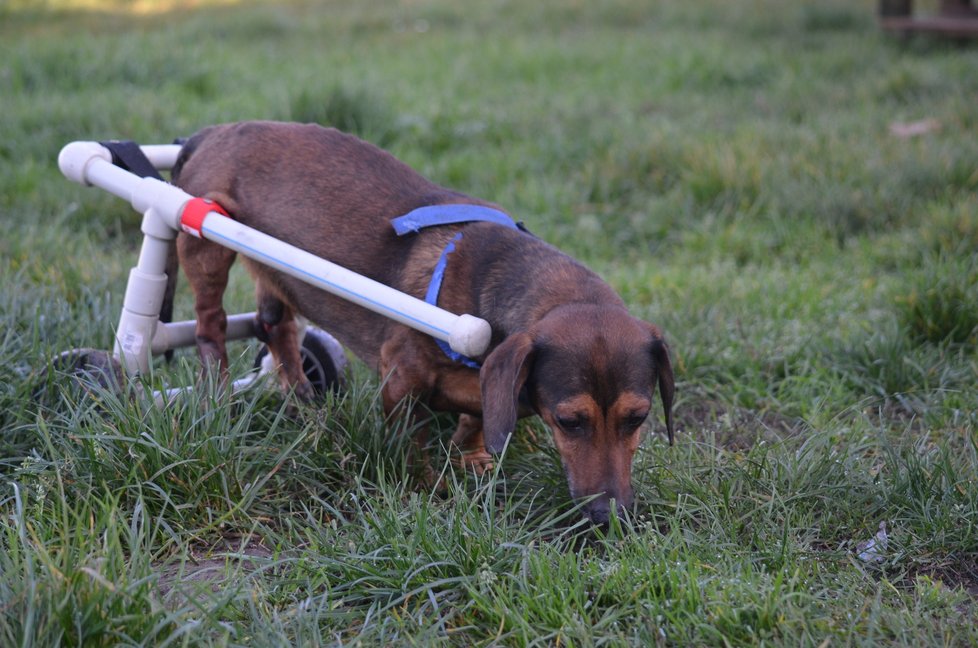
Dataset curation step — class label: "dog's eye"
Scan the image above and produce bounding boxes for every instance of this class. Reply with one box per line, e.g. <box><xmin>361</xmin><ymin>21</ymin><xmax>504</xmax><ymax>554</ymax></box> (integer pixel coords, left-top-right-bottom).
<box><xmin>556</xmin><ymin>414</ymin><xmax>586</xmax><ymax>433</ymax></box>
<box><xmin>623</xmin><ymin>412</ymin><xmax>649</xmax><ymax>431</ymax></box>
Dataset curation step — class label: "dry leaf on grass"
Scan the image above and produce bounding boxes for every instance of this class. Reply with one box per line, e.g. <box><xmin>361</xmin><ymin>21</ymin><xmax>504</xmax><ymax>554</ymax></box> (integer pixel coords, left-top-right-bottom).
<box><xmin>889</xmin><ymin>119</ymin><xmax>941</xmax><ymax>138</ymax></box>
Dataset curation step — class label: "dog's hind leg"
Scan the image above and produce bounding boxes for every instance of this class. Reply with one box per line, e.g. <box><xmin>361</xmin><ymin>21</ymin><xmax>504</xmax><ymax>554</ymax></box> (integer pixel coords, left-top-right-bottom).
<box><xmin>255</xmin><ymin>285</ymin><xmax>313</xmax><ymax>401</ymax></box>
<box><xmin>177</xmin><ymin>233</ymin><xmax>236</xmax><ymax>379</ymax></box>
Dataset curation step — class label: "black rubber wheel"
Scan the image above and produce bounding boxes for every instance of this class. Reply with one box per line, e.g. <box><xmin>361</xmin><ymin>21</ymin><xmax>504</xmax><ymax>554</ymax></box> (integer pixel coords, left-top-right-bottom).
<box><xmin>34</xmin><ymin>348</ymin><xmax>125</xmax><ymax>405</ymax></box>
<box><xmin>253</xmin><ymin>327</ymin><xmax>347</xmax><ymax>397</ymax></box>
<box><xmin>50</xmin><ymin>348</ymin><xmax>124</xmax><ymax>390</ymax></box>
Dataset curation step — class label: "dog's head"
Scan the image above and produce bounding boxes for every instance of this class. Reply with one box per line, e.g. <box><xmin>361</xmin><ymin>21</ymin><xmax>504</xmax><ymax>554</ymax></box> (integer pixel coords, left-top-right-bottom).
<box><xmin>480</xmin><ymin>304</ymin><xmax>674</xmax><ymax>526</ymax></box>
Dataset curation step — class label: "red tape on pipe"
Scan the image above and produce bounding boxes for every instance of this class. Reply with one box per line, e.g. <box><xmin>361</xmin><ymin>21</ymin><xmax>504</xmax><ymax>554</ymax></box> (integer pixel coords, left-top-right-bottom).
<box><xmin>180</xmin><ymin>197</ymin><xmax>229</xmax><ymax>237</ymax></box>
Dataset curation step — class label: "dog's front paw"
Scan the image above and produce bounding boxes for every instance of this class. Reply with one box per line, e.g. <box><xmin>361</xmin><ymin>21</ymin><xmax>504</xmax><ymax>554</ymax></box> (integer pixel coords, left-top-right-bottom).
<box><xmin>451</xmin><ymin>447</ymin><xmax>494</xmax><ymax>476</ymax></box>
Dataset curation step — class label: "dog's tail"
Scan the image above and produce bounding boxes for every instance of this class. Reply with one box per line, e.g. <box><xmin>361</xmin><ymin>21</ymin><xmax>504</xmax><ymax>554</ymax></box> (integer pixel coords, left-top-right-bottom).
<box><xmin>160</xmin><ymin>131</ymin><xmax>208</xmax><ymax>358</ymax></box>
<box><xmin>169</xmin><ymin>128</ymin><xmax>208</xmax><ymax>185</ymax></box>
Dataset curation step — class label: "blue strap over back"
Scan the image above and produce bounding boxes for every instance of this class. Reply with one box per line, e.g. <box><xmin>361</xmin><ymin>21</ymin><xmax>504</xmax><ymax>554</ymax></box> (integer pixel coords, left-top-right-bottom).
<box><xmin>391</xmin><ymin>204</ymin><xmax>521</xmax><ymax>368</ymax></box>
<box><xmin>391</xmin><ymin>204</ymin><xmax>519</xmax><ymax>235</ymax></box>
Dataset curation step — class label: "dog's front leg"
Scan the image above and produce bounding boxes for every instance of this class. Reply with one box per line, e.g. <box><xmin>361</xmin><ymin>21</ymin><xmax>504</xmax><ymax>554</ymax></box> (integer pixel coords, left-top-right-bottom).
<box><xmin>428</xmin><ymin>370</ymin><xmax>495</xmax><ymax>475</ymax></box>
<box><xmin>450</xmin><ymin>414</ymin><xmax>494</xmax><ymax>475</ymax></box>
<box><xmin>379</xmin><ymin>331</ymin><xmax>440</xmax><ymax>487</ymax></box>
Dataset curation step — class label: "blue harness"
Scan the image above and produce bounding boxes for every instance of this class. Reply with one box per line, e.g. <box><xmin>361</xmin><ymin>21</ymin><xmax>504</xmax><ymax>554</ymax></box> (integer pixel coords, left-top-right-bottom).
<box><xmin>391</xmin><ymin>204</ymin><xmax>523</xmax><ymax>368</ymax></box>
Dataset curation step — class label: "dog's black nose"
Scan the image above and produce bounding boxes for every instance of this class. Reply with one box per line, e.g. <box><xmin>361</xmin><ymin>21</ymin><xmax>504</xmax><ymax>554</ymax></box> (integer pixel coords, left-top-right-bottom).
<box><xmin>584</xmin><ymin>497</ymin><xmax>626</xmax><ymax>527</ymax></box>
<box><xmin>587</xmin><ymin>507</ymin><xmax>611</xmax><ymax>527</ymax></box>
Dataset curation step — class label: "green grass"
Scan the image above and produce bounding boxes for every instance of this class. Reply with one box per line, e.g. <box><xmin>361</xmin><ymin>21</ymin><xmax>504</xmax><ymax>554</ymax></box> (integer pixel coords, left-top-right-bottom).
<box><xmin>2</xmin><ymin>0</ymin><xmax>978</xmax><ymax>644</ymax></box>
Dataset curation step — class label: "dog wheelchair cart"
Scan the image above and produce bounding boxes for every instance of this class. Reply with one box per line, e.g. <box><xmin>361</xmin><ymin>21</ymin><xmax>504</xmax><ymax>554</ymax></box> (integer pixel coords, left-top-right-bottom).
<box><xmin>56</xmin><ymin>140</ymin><xmax>493</xmax><ymax>402</ymax></box>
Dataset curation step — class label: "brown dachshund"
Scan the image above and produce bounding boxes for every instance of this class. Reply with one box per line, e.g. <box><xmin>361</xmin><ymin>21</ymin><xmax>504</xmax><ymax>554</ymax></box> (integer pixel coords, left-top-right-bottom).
<box><xmin>169</xmin><ymin>121</ymin><xmax>674</xmax><ymax>525</ymax></box>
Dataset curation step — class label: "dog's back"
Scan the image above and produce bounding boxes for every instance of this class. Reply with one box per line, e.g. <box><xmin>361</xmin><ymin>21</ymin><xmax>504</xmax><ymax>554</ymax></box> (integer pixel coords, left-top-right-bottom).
<box><xmin>172</xmin><ymin>120</ymin><xmax>470</xmax><ymax>272</ymax></box>
<box><xmin>171</xmin><ymin>121</ymin><xmax>503</xmax><ymax>367</ymax></box>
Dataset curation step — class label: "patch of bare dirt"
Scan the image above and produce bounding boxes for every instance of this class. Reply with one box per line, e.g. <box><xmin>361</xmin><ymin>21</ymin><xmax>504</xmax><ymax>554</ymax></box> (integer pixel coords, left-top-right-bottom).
<box><xmin>917</xmin><ymin>557</ymin><xmax>978</xmax><ymax>611</ymax></box>
<box><xmin>156</xmin><ymin>535</ymin><xmax>277</xmax><ymax>601</ymax></box>
<box><xmin>673</xmin><ymin>397</ymin><xmax>806</xmax><ymax>450</ymax></box>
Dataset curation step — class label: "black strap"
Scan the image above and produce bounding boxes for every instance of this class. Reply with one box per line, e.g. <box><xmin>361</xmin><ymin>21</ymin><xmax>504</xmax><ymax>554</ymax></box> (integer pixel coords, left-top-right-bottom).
<box><xmin>99</xmin><ymin>140</ymin><xmax>163</xmax><ymax>180</ymax></box>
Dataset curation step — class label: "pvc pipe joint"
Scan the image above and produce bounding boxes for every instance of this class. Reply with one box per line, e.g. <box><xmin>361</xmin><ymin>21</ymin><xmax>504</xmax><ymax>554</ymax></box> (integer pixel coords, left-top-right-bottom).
<box><xmin>58</xmin><ymin>141</ymin><xmax>113</xmax><ymax>186</ymax></box>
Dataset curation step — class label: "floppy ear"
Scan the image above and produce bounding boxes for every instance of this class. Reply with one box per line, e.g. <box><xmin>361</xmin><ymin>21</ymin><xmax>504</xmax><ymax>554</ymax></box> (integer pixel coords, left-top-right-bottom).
<box><xmin>648</xmin><ymin>327</ymin><xmax>676</xmax><ymax>445</ymax></box>
<box><xmin>480</xmin><ymin>332</ymin><xmax>534</xmax><ymax>454</ymax></box>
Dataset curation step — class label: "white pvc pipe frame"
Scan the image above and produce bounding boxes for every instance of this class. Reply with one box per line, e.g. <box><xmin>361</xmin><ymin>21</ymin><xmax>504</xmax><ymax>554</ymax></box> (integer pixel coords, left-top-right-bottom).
<box><xmin>57</xmin><ymin>141</ymin><xmax>492</xmax><ymax>378</ymax></box>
